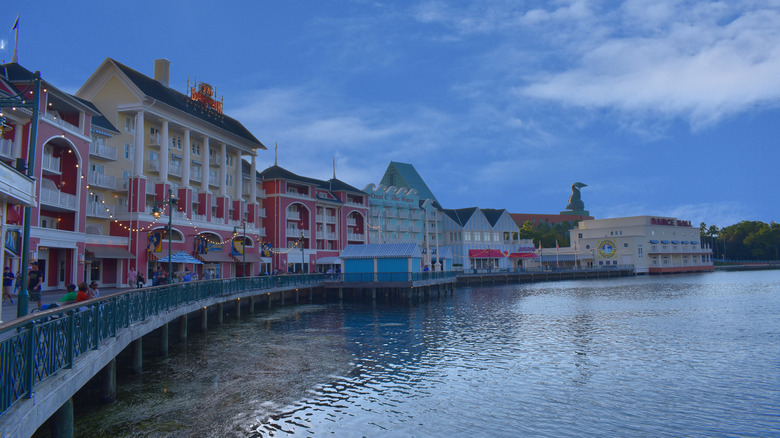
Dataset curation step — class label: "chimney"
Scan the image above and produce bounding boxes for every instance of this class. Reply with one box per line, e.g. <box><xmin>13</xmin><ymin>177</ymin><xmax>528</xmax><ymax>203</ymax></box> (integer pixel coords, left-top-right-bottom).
<box><xmin>154</xmin><ymin>59</ymin><xmax>171</xmax><ymax>87</ymax></box>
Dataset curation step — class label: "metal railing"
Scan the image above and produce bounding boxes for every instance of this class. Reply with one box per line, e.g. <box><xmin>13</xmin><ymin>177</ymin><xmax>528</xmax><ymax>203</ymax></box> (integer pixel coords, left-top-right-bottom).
<box><xmin>340</xmin><ymin>271</ymin><xmax>458</xmax><ymax>283</ymax></box>
<box><xmin>0</xmin><ymin>274</ymin><xmax>329</xmax><ymax>417</ymax></box>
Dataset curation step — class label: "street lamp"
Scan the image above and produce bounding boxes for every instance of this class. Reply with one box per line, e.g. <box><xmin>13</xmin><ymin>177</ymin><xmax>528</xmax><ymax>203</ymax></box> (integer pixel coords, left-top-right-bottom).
<box><xmin>152</xmin><ymin>188</ymin><xmax>178</xmax><ymax>282</ymax></box>
<box><xmin>299</xmin><ymin>221</ymin><xmax>305</xmax><ymax>274</ymax></box>
<box><xmin>233</xmin><ymin>221</ymin><xmax>246</xmax><ymax>277</ymax></box>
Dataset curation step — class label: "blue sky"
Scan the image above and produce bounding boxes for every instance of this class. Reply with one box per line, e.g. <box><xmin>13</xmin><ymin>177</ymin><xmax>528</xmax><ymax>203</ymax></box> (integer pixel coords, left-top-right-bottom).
<box><xmin>3</xmin><ymin>1</ymin><xmax>778</xmax><ymax>228</ymax></box>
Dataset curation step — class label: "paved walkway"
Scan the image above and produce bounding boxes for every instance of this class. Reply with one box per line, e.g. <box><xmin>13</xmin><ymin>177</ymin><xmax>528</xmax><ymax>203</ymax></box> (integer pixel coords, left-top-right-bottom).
<box><xmin>0</xmin><ymin>287</ymin><xmax>128</xmax><ymax>324</ymax></box>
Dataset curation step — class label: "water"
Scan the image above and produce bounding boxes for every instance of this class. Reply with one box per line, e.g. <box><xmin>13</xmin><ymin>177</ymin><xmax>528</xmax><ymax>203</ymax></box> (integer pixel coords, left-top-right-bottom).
<box><xmin>76</xmin><ymin>271</ymin><xmax>780</xmax><ymax>437</ymax></box>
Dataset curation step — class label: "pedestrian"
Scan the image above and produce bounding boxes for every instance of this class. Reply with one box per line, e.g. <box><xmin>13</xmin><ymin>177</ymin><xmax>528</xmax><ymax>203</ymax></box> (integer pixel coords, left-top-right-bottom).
<box><xmin>202</xmin><ymin>269</ymin><xmax>212</xmax><ymax>280</ymax></box>
<box><xmin>128</xmin><ymin>267</ymin><xmax>137</xmax><ymax>287</ymax></box>
<box><xmin>153</xmin><ymin>266</ymin><xmax>163</xmax><ymax>286</ymax></box>
<box><xmin>88</xmin><ymin>281</ymin><xmax>100</xmax><ymax>299</ymax></box>
<box><xmin>3</xmin><ymin>266</ymin><xmax>14</xmax><ymax>304</ymax></box>
<box><xmin>136</xmin><ymin>272</ymin><xmax>145</xmax><ymax>288</ymax></box>
<box><xmin>182</xmin><ymin>267</ymin><xmax>192</xmax><ymax>282</ymax></box>
<box><xmin>27</xmin><ymin>261</ymin><xmax>43</xmax><ymax>310</ymax></box>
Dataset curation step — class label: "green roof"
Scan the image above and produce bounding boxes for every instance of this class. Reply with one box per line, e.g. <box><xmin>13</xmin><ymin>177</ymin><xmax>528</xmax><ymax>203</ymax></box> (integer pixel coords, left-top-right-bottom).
<box><xmin>379</xmin><ymin>161</ymin><xmax>439</xmax><ymax>204</ymax></box>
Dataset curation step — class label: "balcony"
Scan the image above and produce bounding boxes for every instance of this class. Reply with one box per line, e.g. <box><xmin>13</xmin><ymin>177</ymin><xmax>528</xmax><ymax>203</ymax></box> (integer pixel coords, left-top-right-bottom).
<box><xmin>148</xmin><ymin>160</ymin><xmax>160</xmax><ymax>173</ymax></box>
<box><xmin>86</xmin><ymin>201</ymin><xmax>115</xmax><ymax>218</ymax></box>
<box><xmin>88</xmin><ymin>172</ymin><xmax>117</xmax><ymax>190</ymax></box>
<box><xmin>256</xmin><ymin>227</ymin><xmax>266</xmax><ymax>237</ymax></box>
<box><xmin>192</xmin><ymin>212</ymin><xmax>207</xmax><ymax>223</ymax></box>
<box><xmin>257</xmin><ymin>208</ymin><xmax>266</xmax><ymax>217</ymax></box>
<box><xmin>41</xmin><ymin>153</ymin><xmax>61</xmax><ymax>174</ymax></box>
<box><xmin>89</xmin><ymin>141</ymin><xmax>117</xmax><ymax>160</ymax></box>
<box><xmin>256</xmin><ymin>188</ymin><xmax>266</xmax><ymax>199</ymax></box>
<box><xmin>0</xmin><ymin>139</ymin><xmax>14</xmax><ymax>159</ymax></box>
<box><xmin>397</xmin><ymin>210</ymin><xmax>409</xmax><ymax>219</ymax></box>
<box><xmin>286</xmin><ymin>228</ymin><xmax>310</xmax><ymax>238</ymax></box>
<box><xmin>347</xmin><ymin>218</ymin><xmax>357</xmax><ymax>226</ymax></box>
<box><xmin>285</xmin><ymin>190</ymin><xmax>310</xmax><ymax>200</ymax></box>
<box><xmin>169</xmin><ymin>164</ymin><xmax>183</xmax><ymax>177</ymax></box>
<box><xmin>325</xmin><ymin>232</ymin><xmax>337</xmax><ymax>240</ymax></box>
<box><xmin>40</xmin><ymin>187</ymin><xmax>77</xmax><ymax>210</ymax></box>
<box><xmin>287</xmin><ymin>211</ymin><xmax>301</xmax><ymax>221</ymax></box>
<box><xmin>326</xmin><ymin>215</ymin><xmax>337</xmax><ymax>224</ymax></box>
<box><xmin>149</xmin><ymin>133</ymin><xmax>162</xmax><ymax>147</ymax></box>
<box><xmin>347</xmin><ymin>232</ymin><xmax>365</xmax><ymax>242</ymax></box>
<box><xmin>43</xmin><ymin>111</ymin><xmax>81</xmax><ymax>136</ymax></box>
<box><xmin>346</xmin><ymin>201</ymin><xmax>364</xmax><ymax>208</ymax></box>
<box><xmin>384</xmin><ymin>209</ymin><xmax>395</xmax><ymax>217</ymax></box>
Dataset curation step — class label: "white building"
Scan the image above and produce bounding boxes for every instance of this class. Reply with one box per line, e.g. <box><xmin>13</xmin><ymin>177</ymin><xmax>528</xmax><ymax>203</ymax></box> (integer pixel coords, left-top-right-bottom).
<box><xmin>570</xmin><ymin>216</ymin><xmax>714</xmax><ymax>274</ymax></box>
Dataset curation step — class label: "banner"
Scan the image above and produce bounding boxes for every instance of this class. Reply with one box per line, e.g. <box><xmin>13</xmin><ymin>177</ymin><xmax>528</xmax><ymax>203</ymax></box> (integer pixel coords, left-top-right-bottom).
<box><xmin>231</xmin><ymin>238</ymin><xmax>244</xmax><ymax>256</ymax></box>
<box><xmin>147</xmin><ymin>232</ymin><xmax>162</xmax><ymax>253</ymax></box>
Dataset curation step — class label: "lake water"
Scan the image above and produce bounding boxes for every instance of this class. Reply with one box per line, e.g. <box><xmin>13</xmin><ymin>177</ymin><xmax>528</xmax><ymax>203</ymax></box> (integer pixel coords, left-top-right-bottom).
<box><xmin>76</xmin><ymin>270</ymin><xmax>780</xmax><ymax>437</ymax></box>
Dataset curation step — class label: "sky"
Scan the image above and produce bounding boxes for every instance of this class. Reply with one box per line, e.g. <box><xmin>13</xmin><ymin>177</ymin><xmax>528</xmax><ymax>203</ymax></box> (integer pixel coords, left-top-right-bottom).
<box><xmin>2</xmin><ymin>1</ymin><xmax>778</xmax><ymax>228</ymax></box>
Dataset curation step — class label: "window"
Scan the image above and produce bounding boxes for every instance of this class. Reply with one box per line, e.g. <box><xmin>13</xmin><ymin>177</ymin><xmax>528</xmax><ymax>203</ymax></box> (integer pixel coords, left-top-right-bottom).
<box><xmin>463</xmin><ymin>232</ymin><xmax>471</xmax><ymax>241</ymax></box>
<box><xmin>123</xmin><ymin>143</ymin><xmax>133</xmax><ymax>159</ymax></box>
<box><xmin>226</xmin><ymin>154</ymin><xmax>233</xmax><ymax>166</ymax></box>
<box><xmin>209</xmin><ymin>148</ymin><xmax>217</xmax><ymax>161</ymax></box>
<box><xmin>226</xmin><ymin>174</ymin><xmax>233</xmax><ymax>187</ymax></box>
<box><xmin>170</xmin><ymin>134</ymin><xmax>182</xmax><ymax>150</ymax></box>
<box><xmin>170</xmin><ymin>158</ymin><xmax>182</xmax><ymax>174</ymax></box>
<box><xmin>494</xmin><ymin>233</ymin><xmax>500</xmax><ymax>242</ymax></box>
<box><xmin>474</xmin><ymin>232</ymin><xmax>481</xmax><ymax>241</ymax></box>
<box><xmin>191</xmin><ymin>142</ymin><xmax>201</xmax><ymax>155</ymax></box>
<box><xmin>125</xmin><ymin>116</ymin><xmax>135</xmax><ymax>133</ymax></box>
<box><xmin>191</xmin><ymin>163</ymin><xmax>202</xmax><ymax>181</ymax></box>
<box><xmin>638</xmin><ymin>245</ymin><xmax>643</xmax><ymax>256</ymax></box>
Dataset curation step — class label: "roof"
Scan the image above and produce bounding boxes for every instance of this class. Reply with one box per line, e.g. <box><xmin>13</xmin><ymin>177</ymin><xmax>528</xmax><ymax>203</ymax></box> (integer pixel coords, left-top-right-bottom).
<box><xmin>73</xmin><ymin>96</ymin><xmax>119</xmax><ymax>135</ymax></box>
<box><xmin>379</xmin><ymin>162</ymin><xmax>439</xmax><ymax>204</ymax></box>
<box><xmin>340</xmin><ymin>243</ymin><xmax>422</xmax><ymax>259</ymax></box>
<box><xmin>481</xmin><ymin>208</ymin><xmax>506</xmax><ymax>227</ymax></box>
<box><xmin>109</xmin><ymin>59</ymin><xmax>265</xmax><ymax>149</ymax></box>
<box><xmin>2</xmin><ymin>62</ymin><xmax>97</xmax><ymax>115</ymax></box>
<box><xmin>442</xmin><ymin>207</ymin><xmax>479</xmax><ymax>226</ymax></box>
<box><xmin>258</xmin><ymin>164</ymin><xmax>366</xmax><ymax>196</ymax></box>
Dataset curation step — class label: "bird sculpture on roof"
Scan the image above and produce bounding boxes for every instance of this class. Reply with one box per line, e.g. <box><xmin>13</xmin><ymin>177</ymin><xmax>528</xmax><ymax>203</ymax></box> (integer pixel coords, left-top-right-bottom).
<box><xmin>565</xmin><ymin>182</ymin><xmax>587</xmax><ymax>211</ymax></box>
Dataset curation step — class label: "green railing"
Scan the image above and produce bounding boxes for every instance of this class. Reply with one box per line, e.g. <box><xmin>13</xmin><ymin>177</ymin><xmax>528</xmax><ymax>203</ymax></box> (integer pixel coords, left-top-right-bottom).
<box><xmin>0</xmin><ymin>274</ymin><xmax>328</xmax><ymax>417</ymax></box>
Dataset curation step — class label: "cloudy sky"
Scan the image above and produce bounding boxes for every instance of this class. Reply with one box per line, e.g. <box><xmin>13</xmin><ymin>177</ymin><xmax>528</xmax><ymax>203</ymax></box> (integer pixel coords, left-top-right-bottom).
<box><xmin>3</xmin><ymin>1</ymin><xmax>778</xmax><ymax>227</ymax></box>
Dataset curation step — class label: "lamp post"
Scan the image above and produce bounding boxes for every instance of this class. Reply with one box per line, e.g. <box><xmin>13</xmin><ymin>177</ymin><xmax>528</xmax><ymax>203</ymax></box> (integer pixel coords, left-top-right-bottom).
<box><xmin>152</xmin><ymin>188</ymin><xmax>178</xmax><ymax>282</ymax></box>
<box><xmin>233</xmin><ymin>221</ymin><xmax>246</xmax><ymax>277</ymax></box>
<box><xmin>299</xmin><ymin>221</ymin><xmax>305</xmax><ymax>274</ymax></box>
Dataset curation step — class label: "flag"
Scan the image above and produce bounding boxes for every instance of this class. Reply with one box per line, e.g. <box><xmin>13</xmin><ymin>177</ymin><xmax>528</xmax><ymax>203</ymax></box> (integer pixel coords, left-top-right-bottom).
<box><xmin>556</xmin><ymin>240</ymin><xmax>559</xmax><ymax>250</ymax></box>
<box><xmin>12</xmin><ymin>16</ymin><xmax>18</xmax><ymax>30</ymax></box>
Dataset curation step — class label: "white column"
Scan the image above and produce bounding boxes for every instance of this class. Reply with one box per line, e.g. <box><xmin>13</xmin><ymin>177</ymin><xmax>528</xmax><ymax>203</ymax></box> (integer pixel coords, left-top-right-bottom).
<box><xmin>202</xmin><ymin>137</ymin><xmax>210</xmax><ymax>189</ymax></box>
<box><xmin>133</xmin><ymin>112</ymin><xmax>145</xmax><ymax>176</ymax></box>
<box><xmin>159</xmin><ymin>121</ymin><xmax>169</xmax><ymax>181</ymax></box>
<box><xmin>182</xmin><ymin>129</ymin><xmax>191</xmax><ymax>186</ymax></box>
<box><xmin>13</xmin><ymin>124</ymin><xmax>23</xmax><ymax>159</ymax></box>
<box><xmin>235</xmin><ymin>152</ymin><xmax>242</xmax><ymax>199</ymax></box>
<box><xmin>250</xmin><ymin>155</ymin><xmax>257</xmax><ymax>200</ymax></box>
<box><xmin>219</xmin><ymin>143</ymin><xmax>227</xmax><ymax>196</ymax></box>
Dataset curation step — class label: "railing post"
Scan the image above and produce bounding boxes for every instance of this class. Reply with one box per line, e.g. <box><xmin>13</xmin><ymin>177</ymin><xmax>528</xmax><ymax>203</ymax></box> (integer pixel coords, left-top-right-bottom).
<box><xmin>23</xmin><ymin>321</ymin><xmax>34</xmax><ymax>399</ymax></box>
<box><xmin>67</xmin><ymin>310</ymin><xmax>75</xmax><ymax>369</ymax></box>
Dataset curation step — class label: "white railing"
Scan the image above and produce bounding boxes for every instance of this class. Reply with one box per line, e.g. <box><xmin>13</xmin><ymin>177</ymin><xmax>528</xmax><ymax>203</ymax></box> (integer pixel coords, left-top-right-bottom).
<box><xmin>287</xmin><ymin>212</ymin><xmax>301</xmax><ymax>221</ymax></box>
<box><xmin>257</xmin><ymin>208</ymin><xmax>266</xmax><ymax>217</ymax></box>
<box><xmin>191</xmin><ymin>170</ymin><xmax>202</xmax><ymax>182</ymax></box>
<box><xmin>347</xmin><ymin>232</ymin><xmax>365</xmax><ymax>242</ymax></box>
<box><xmin>346</xmin><ymin>201</ymin><xmax>364</xmax><ymax>208</ymax></box>
<box><xmin>325</xmin><ymin>232</ymin><xmax>337</xmax><ymax>240</ymax></box>
<box><xmin>316</xmin><ymin>214</ymin><xmax>324</xmax><ymax>223</ymax></box>
<box><xmin>256</xmin><ymin>188</ymin><xmax>266</xmax><ymax>198</ymax></box>
<box><xmin>146</xmin><ymin>182</ymin><xmax>157</xmax><ymax>195</ymax></box>
<box><xmin>192</xmin><ymin>213</ymin><xmax>207</xmax><ymax>222</ymax></box>
<box><xmin>41</xmin><ymin>153</ymin><xmax>60</xmax><ymax>173</ymax></box>
<box><xmin>256</xmin><ymin>227</ymin><xmax>266</xmax><ymax>237</ymax></box>
<box><xmin>347</xmin><ymin>218</ymin><xmax>357</xmax><ymax>226</ymax></box>
<box><xmin>286</xmin><ymin>228</ymin><xmax>310</xmax><ymax>238</ymax></box>
<box><xmin>326</xmin><ymin>215</ymin><xmax>337</xmax><ymax>224</ymax></box>
<box><xmin>148</xmin><ymin>160</ymin><xmax>160</xmax><ymax>172</ymax></box>
<box><xmin>88</xmin><ymin>172</ymin><xmax>117</xmax><ymax>189</ymax></box>
<box><xmin>169</xmin><ymin>165</ymin><xmax>182</xmax><ymax>177</ymax></box>
<box><xmin>0</xmin><ymin>139</ymin><xmax>14</xmax><ymax>158</ymax></box>
<box><xmin>44</xmin><ymin>112</ymin><xmax>81</xmax><ymax>135</ymax></box>
<box><xmin>40</xmin><ymin>187</ymin><xmax>77</xmax><ymax>210</ymax></box>
<box><xmin>397</xmin><ymin>210</ymin><xmax>409</xmax><ymax>219</ymax></box>
<box><xmin>89</xmin><ymin>141</ymin><xmax>118</xmax><ymax>160</ymax></box>
<box><xmin>384</xmin><ymin>209</ymin><xmax>396</xmax><ymax>217</ymax></box>
<box><xmin>149</xmin><ymin>133</ymin><xmax>162</xmax><ymax>146</ymax></box>
<box><xmin>86</xmin><ymin>201</ymin><xmax>115</xmax><ymax>218</ymax></box>
<box><xmin>285</xmin><ymin>191</ymin><xmax>310</xmax><ymax>200</ymax></box>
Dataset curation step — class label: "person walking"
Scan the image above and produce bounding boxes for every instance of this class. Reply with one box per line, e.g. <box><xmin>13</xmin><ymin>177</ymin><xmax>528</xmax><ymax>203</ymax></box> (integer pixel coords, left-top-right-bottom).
<box><xmin>136</xmin><ymin>272</ymin><xmax>145</xmax><ymax>288</ymax></box>
<box><xmin>128</xmin><ymin>267</ymin><xmax>137</xmax><ymax>287</ymax></box>
<box><xmin>27</xmin><ymin>261</ymin><xmax>43</xmax><ymax>310</ymax></box>
<box><xmin>3</xmin><ymin>266</ymin><xmax>14</xmax><ymax>304</ymax></box>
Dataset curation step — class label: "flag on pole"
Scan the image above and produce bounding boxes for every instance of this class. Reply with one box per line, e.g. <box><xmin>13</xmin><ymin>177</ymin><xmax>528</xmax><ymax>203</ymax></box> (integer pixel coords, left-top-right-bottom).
<box><xmin>12</xmin><ymin>16</ymin><xmax>18</xmax><ymax>30</ymax></box>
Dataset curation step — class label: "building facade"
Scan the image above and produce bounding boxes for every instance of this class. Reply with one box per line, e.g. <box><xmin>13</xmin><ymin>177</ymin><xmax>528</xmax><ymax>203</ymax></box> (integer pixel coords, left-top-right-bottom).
<box><xmin>259</xmin><ymin>164</ymin><xmax>369</xmax><ymax>274</ymax></box>
<box><xmin>76</xmin><ymin>58</ymin><xmax>267</xmax><ymax>284</ymax></box>
<box><xmin>569</xmin><ymin>216</ymin><xmax>714</xmax><ymax>274</ymax></box>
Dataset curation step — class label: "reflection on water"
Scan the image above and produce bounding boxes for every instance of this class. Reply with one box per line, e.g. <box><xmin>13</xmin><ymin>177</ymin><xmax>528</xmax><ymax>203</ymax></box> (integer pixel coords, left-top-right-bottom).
<box><xmin>77</xmin><ymin>271</ymin><xmax>780</xmax><ymax>437</ymax></box>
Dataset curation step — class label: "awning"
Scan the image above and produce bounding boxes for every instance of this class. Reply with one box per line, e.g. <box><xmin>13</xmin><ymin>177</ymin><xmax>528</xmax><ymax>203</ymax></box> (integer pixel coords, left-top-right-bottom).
<box><xmin>468</xmin><ymin>249</ymin><xmax>505</xmax><ymax>258</ymax></box>
<box><xmin>232</xmin><ymin>253</ymin><xmax>265</xmax><ymax>263</ymax></box>
<box><xmin>681</xmin><ymin>241</ymin><xmax>689</xmax><ymax>244</ymax></box>
<box><xmin>86</xmin><ymin>245</ymin><xmax>134</xmax><ymax>259</ymax></box>
<box><xmin>151</xmin><ymin>251</ymin><xmax>203</xmax><ymax>264</ymax></box>
<box><xmin>195</xmin><ymin>251</ymin><xmax>235</xmax><ymax>263</ymax></box>
<box><xmin>649</xmin><ymin>240</ymin><xmax>659</xmax><ymax>244</ymax></box>
<box><xmin>509</xmin><ymin>252</ymin><xmax>538</xmax><ymax>259</ymax></box>
<box><xmin>317</xmin><ymin>256</ymin><xmax>341</xmax><ymax>264</ymax></box>
<box><xmin>671</xmin><ymin>240</ymin><xmax>680</xmax><ymax>244</ymax></box>
<box><xmin>661</xmin><ymin>240</ymin><xmax>670</xmax><ymax>244</ymax></box>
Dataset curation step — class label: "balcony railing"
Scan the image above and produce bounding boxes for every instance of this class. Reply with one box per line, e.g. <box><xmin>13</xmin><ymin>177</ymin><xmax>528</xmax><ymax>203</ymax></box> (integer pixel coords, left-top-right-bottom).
<box><xmin>88</xmin><ymin>172</ymin><xmax>117</xmax><ymax>190</ymax></box>
<box><xmin>40</xmin><ymin>187</ymin><xmax>77</xmax><ymax>210</ymax></box>
<box><xmin>325</xmin><ymin>215</ymin><xmax>337</xmax><ymax>224</ymax></box>
<box><xmin>41</xmin><ymin>153</ymin><xmax>60</xmax><ymax>173</ymax></box>
<box><xmin>0</xmin><ymin>139</ymin><xmax>14</xmax><ymax>158</ymax></box>
<box><xmin>43</xmin><ymin>112</ymin><xmax>81</xmax><ymax>135</ymax></box>
<box><xmin>149</xmin><ymin>133</ymin><xmax>162</xmax><ymax>147</ymax></box>
<box><xmin>347</xmin><ymin>219</ymin><xmax>357</xmax><ymax>226</ymax></box>
<box><xmin>86</xmin><ymin>201</ymin><xmax>115</xmax><ymax>218</ymax></box>
<box><xmin>148</xmin><ymin>160</ymin><xmax>160</xmax><ymax>173</ymax></box>
<box><xmin>89</xmin><ymin>141</ymin><xmax>118</xmax><ymax>160</ymax></box>
<box><xmin>286</xmin><ymin>228</ymin><xmax>310</xmax><ymax>238</ymax></box>
<box><xmin>192</xmin><ymin>213</ymin><xmax>207</xmax><ymax>222</ymax></box>
<box><xmin>257</xmin><ymin>208</ymin><xmax>266</xmax><ymax>218</ymax></box>
<box><xmin>347</xmin><ymin>232</ymin><xmax>365</xmax><ymax>242</ymax></box>
<box><xmin>287</xmin><ymin>212</ymin><xmax>301</xmax><ymax>221</ymax></box>
<box><xmin>169</xmin><ymin>165</ymin><xmax>183</xmax><ymax>177</ymax></box>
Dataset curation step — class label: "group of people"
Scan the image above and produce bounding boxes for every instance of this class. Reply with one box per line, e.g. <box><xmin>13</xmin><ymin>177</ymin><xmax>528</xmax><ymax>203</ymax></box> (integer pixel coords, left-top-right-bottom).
<box><xmin>3</xmin><ymin>261</ymin><xmax>104</xmax><ymax>312</ymax></box>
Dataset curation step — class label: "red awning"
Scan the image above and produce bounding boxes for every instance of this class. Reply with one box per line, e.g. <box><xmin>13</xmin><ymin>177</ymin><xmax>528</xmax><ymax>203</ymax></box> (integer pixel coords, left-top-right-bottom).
<box><xmin>509</xmin><ymin>252</ymin><xmax>538</xmax><ymax>259</ymax></box>
<box><xmin>468</xmin><ymin>249</ymin><xmax>505</xmax><ymax>258</ymax></box>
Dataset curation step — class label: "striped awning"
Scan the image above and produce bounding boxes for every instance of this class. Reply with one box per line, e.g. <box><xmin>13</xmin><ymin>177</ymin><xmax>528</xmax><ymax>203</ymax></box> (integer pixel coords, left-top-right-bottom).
<box><xmin>508</xmin><ymin>252</ymin><xmax>537</xmax><ymax>259</ymax></box>
<box><xmin>469</xmin><ymin>249</ymin><xmax>505</xmax><ymax>258</ymax></box>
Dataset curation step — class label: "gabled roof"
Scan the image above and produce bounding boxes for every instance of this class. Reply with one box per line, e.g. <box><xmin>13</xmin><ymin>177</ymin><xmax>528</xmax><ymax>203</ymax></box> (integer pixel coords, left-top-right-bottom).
<box><xmin>379</xmin><ymin>161</ymin><xmax>439</xmax><ymax>204</ymax></box>
<box><xmin>481</xmin><ymin>208</ymin><xmax>507</xmax><ymax>227</ymax></box>
<box><xmin>73</xmin><ymin>96</ymin><xmax>119</xmax><ymax>135</ymax></box>
<box><xmin>108</xmin><ymin>59</ymin><xmax>265</xmax><ymax>149</ymax></box>
<box><xmin>2</xmin><ymin>62</ymin><xmax>96</xmax><ymax>114</ymax></box>
<box><xmin>341</xmin><ymin>243</ymin><xmax>422</xmax><ymax>259</ymax></box>
<box><xmin>442</xmin><ymin>207</ymin><xmax>479</xmax><ymax>226</ymax></box>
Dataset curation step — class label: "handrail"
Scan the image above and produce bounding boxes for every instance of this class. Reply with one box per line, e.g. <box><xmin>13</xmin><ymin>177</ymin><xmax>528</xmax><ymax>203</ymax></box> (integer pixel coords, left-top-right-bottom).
<box><xmin>0</xmin><ymin>274</ymin><xmax>327</xmax><ymax>417</ymax></box>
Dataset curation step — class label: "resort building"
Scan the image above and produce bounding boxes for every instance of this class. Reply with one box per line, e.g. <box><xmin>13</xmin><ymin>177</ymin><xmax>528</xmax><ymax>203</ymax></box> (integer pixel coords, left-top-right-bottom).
<box><xmin>258</xmin><ymin>163</ymin><xmax>369</xmax><ymax>274</ymax></box>
<box><xmin>365</xmin><ymin>162</ymin><xmax>445</xmax><ymax>270</ymax></box>
<box><xmin>1</xmin><ymin>62</ymin><xmax>97</xmax><ymax>290</ymax></box>
<box><xmin>76</xmin><ymin>58</ymin><xmax>267</xmax><ymax>284</ymax></box>
<box><xmin>440</xmin><ymin>207</ymin><xmax>534</xmax><ymax>271</ymax></box>
<box><xmin>568</xmin><ymin>216</ymin><xmax>714</xmax><ymax>274</ymax></box>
